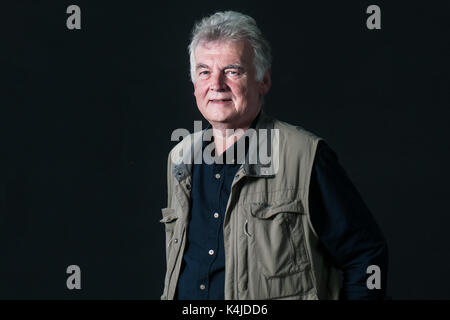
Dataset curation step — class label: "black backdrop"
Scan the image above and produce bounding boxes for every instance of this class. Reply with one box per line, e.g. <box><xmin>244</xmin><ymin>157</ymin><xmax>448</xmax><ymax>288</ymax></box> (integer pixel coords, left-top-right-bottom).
<box><xmin>1</xmin><ymin>0</ymin><xmax>449</xmax><ymax>299</ymax></box>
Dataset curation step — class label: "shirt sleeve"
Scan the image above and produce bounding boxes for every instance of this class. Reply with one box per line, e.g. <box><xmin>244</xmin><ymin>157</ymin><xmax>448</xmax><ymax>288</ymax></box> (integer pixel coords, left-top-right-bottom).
<box><xmin>308</xmin><ymin>140</ymin><xmax>389</xmax><ymax>300</ymax></box>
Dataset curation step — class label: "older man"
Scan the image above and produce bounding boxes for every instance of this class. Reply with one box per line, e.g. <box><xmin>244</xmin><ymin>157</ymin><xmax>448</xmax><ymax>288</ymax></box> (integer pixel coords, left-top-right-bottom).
<box><xmin>160</xmin><ymin>11</ymin><xmax>388</xmax><ymax>300</ymax></box>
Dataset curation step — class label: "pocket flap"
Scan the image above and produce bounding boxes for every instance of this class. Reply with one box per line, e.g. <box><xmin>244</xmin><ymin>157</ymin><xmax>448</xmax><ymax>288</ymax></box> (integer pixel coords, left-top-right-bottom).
<box><xmin>159</xmin><ymin>208</ymin><xmax>178</xmax><ymax>223</ymax></box>
<box><xmin>250</xmin><ymin>199</ymin><xmax>304</xmax><ymax>219</ymax></box>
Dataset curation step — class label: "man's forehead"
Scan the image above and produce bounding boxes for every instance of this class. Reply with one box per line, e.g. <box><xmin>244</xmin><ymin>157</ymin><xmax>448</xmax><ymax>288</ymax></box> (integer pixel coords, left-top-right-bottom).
<box><xmin>194</xmin><ymin>39</ymin><xmax>253</xmax><ymax>66</ymax></box>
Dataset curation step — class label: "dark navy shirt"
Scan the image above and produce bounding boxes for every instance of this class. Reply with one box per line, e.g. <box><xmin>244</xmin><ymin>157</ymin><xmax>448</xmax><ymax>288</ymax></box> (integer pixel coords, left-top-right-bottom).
<box><xmin>175</xmin><ymin>145</ymin><xmax>240</xmax><ymax>300</ymax></box>
<box><xmin>309</xmin><ymin>143</ymin><xmax>388</xmax><ymax>299</ymax></box>
<box><xmin>176</xmin><ymin>125</ymin><xmax>388</xmax><ymax>300</ymax></box>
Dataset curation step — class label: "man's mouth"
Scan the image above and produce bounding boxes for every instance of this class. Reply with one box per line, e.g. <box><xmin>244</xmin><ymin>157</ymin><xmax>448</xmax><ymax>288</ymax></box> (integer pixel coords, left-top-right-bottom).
<box><xmin>210</xmin><ymin>99</ymin><xmax>232</xmax><ymax>103</ymax></box>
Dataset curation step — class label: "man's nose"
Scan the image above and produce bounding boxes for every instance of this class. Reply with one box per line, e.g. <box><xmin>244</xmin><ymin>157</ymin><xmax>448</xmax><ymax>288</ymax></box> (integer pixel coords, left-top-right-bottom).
<box><xmin>210</xmin><ymin>71</ymin><xmax>227</xmax><ymax>91</ymax></box>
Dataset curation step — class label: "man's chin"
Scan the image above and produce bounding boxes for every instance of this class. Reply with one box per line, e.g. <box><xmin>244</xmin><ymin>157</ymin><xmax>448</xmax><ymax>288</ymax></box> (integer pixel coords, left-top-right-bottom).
<box><xmin>207</xmin><ymin>116</ymin><xmax>233</xmax><ymax>124</ymax></box>
<box><xmin>204</xmin><ymin>109</ymin><xmax>236</xmax><ymax>123</ymax></box>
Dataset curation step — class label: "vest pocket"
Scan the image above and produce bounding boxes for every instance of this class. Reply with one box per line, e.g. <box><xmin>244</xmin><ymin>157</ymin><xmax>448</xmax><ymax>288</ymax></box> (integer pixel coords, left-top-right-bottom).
<box><xmin>265</xmin><ymin>268</ymin><xmax>316</xmax><ymax>299</ymax></box>
<box><xmin>160</xmin><ymin>208</ymin><xmax>179</xmax><ymax>264</ymax></box>
<box><xmin>248</xmin><ymin>199</ymin><xmax>310</xmax><ymax>278</ymax></box>
<box><xmin>160</xmin><ymin>208</ymin><xmax>178</xmax><ymax>233</ymax></box>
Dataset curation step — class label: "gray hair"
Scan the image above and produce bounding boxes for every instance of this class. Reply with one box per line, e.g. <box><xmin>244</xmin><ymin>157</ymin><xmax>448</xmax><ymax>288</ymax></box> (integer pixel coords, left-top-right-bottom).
<box><xmin>188</xmin><ymin>11</ymin><xmax>272</xmax><ymax>83</ymax></box>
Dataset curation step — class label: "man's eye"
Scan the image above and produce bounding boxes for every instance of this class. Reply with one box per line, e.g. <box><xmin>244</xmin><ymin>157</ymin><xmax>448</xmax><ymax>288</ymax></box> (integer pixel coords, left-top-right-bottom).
<box><xmin>226</xmin><ymin>70</ymin><xmax>239</xmax><ymax>75</ymax></box>
<box><xmin>199</xmin><ymin>71</ymin><xmax>209</xmax><ymax>76</ymax></box>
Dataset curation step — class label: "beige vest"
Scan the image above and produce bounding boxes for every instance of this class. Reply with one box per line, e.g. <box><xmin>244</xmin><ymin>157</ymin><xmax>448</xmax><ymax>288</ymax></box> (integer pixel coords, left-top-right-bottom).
<box><xmin>160</xmin><ymin>111</ymin><xmax>340</xmax><ymax>300</ymax></box>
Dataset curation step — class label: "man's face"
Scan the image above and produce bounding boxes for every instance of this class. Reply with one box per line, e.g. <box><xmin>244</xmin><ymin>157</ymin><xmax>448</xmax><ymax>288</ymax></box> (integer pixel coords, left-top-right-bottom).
<box><xmin>193</xmin><ymin>39</ymin><xmax>270</xmax><ymax>129</ymax></box>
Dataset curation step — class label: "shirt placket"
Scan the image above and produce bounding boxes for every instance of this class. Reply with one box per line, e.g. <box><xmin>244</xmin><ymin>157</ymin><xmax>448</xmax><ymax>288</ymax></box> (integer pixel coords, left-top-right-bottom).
<box><xmin>201</xmin><ymin>162</ymin><xmax>224</xmax><ymax>298</ymax></box>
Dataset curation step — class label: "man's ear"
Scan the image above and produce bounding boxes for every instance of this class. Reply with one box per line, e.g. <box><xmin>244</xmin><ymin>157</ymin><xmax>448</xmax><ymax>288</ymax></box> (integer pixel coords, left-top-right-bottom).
<box><xmin>259</xmin><ymin>68</ymin><xmax>271</xmax><ymax>96</ymax></box>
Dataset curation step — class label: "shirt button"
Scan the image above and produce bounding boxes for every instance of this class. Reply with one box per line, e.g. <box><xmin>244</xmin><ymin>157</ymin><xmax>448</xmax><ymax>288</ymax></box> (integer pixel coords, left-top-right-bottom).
<box><xmin>174</xmin><ymin>238</ymin><xmax>178</xmax><ymax>244</ymax></box>
<box><xmin>215</xmin><ymin>173</ymin><xmax>221</xmax><ymax>179</ymax></box>
<box><xmin>208</xmin><ymin>249</ymin><xmax>214</xmax><ymax>255</ymax></box>
<box><xmin>213</xmin><ymin>212</ymin><xmax>219</xmax><ymax>219</ymax></box>
<box><xmin>200</xmin><ymin>284</ymin><xmax>206</xmax><ymax>290</ymax></box>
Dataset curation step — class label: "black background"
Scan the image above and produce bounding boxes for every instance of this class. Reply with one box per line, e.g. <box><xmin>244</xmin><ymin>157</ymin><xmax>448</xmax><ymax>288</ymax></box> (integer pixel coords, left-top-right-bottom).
<box><xmin>1</xmin><ymin>0</ymin><xmax>449</xmax><ymax>299</ymax></box>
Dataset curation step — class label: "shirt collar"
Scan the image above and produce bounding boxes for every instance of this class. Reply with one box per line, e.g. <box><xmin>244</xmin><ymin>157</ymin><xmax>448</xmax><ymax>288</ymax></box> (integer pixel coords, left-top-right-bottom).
<box><xmin>201</xmin><ymin>110</ymin><xmax>262</xmax><ymax>165</ymax></box>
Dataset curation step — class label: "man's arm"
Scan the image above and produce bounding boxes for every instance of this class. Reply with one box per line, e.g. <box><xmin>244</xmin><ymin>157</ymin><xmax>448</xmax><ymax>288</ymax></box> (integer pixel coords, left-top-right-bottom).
<box><xmin>309</xmin><ymin>140</ymin><xmax>389</xmax><ymax>300</ymax></box>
